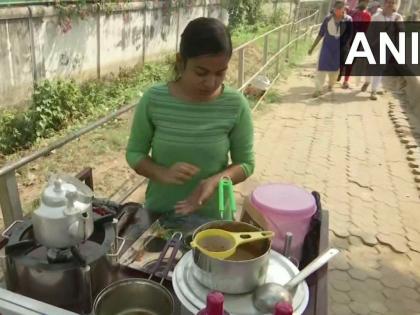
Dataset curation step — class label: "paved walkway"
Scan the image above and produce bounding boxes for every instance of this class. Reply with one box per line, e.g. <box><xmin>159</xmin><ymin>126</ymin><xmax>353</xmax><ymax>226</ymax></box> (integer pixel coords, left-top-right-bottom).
<box><xmin>236</xmin><ymin>60</ymin><xmax>420</xmax><ymax>315</ymax></box>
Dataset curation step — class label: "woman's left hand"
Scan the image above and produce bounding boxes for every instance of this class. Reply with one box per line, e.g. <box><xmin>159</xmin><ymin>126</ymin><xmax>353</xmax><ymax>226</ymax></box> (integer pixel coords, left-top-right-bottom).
<box><xmin>175</xmin><ymin>177</ymin><xmax>219</xmax><ymax>215</ymax></box>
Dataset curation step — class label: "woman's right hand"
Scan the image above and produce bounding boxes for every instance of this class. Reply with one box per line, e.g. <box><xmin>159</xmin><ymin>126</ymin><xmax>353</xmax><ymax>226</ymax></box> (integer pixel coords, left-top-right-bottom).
<box><xmin>158</xmin><ymin>162</ymin><xmax>200</xmax><ymax>185</ymax></box>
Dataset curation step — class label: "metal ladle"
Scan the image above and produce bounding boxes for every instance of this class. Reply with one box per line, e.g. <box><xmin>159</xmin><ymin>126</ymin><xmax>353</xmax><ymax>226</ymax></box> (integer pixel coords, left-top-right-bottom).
<box><xmin>253</xmin><ymin>248</ymin><xmax>339</xmax><ymax>313</ymax></box>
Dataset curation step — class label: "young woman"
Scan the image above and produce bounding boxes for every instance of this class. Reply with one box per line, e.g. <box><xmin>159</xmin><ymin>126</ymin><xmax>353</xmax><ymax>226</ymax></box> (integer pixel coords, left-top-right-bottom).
<box><xmin>126</xmin><ymin>17</ymin><xmax>255</xmax><ymax>219</ymax></box>
<box><xmin>308</xmin><ymin>0</ymin><xmax>353</xmax><ymax>97</ymax></box>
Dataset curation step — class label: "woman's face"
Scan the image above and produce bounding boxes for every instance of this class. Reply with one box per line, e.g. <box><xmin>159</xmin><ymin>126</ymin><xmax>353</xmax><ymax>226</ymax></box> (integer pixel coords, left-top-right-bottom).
<box><xmin>334</xmin><ymin>6</ymin><xmax>345</xmax><ymax>18</ymax></box>
<box><xmin>180</xmin><ymin>53</ymin><xmax>230</xmax><ymax>97</ymax></box>
<box><xmin>384</xmin><ymin>0</ymin><xmax>396</xmax><ymax>11</ymax></box>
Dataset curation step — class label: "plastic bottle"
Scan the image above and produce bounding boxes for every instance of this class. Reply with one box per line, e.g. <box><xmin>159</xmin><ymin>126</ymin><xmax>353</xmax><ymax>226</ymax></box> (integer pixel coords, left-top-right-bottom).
<box><xmin>196</xmin><ymin>291</ymin><xmax>230</xmax><ymax>315</ymax></box>
<box><xmin>274</xmin><ymin>302</ymin><xmax>293</xmax><ymax>315</ymax></box>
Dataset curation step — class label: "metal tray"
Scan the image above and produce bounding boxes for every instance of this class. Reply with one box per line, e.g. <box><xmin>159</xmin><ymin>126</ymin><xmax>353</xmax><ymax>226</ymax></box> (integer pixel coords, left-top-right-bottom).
<box><xmin>173</xmin><ymin>250</ymin><xmax>309</xmax><ymax>315</ymax></box>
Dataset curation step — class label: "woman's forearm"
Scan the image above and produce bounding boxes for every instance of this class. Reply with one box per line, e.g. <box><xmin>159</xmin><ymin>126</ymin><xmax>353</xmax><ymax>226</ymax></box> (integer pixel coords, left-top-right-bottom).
<box><xmin>134</xmin><ymin>157</ymin><xmax>166</xmax><ymax>182</ymax></box>
<box><xmin>310</xmin><ymin>35</ymin><xmax>322</xmax><ymax>51</ymax></box>
<box><xmin>210</xmin><ymin>164</ymin><xmax>248</xmax><ymax>185</ymax></box>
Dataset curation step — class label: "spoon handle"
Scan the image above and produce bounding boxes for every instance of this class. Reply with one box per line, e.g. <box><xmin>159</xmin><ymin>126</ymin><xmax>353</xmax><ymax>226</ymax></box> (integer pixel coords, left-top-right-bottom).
<box><xmin>285</xmin><ymin>248</ymin><xmax>339</xmax><ymax>289</ymax></box>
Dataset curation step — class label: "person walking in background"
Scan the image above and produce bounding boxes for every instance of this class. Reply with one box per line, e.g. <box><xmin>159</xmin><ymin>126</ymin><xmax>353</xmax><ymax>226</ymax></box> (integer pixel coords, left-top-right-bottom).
<box><xmin>346</xmin><ymin>0</ymin><xmax>359</xmax><ymax>11</ymax></box>
<box><xmin>338</xmin><ymin>0</ymin><xmax>372</xmax><ymax>89</ymax></box>
<box><xmin>367</xmin><ymin>1</ymin><xmax>382</xmax><ymax>16</ymax></box>
<box><xmin>363</xmin><ymin>0</ymin><xmax>403</xmax><ymax>100</ymax></box>
<box><xmin>308</xmin><ymin>0</ymin><xmax>353</xmax><ymax>97</ymax></box>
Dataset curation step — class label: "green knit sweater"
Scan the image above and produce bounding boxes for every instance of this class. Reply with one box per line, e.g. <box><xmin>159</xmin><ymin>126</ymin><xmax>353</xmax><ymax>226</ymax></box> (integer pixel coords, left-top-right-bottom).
<box><xmin>126</xmin><ymin>83</ymin><xmax>254</xmax><ymax>218</ymax></box>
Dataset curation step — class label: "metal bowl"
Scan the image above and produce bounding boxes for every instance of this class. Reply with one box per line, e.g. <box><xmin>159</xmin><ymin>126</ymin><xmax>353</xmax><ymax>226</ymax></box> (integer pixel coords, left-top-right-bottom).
<box><xmin>93</xmin><ymin>278</ymin><xmax>174</xmax><ymax>315</ymax></box>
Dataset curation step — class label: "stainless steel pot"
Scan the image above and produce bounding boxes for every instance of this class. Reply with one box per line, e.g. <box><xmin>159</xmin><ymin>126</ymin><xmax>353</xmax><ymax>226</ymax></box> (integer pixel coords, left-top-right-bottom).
<box><xmin>94</xmin><ymin>232</ymin><xmax>182</xmax><ymax>315</ymax></box>
<box><xmin>192</xmin><ymin>221</ymin><xmax>271</xmax><ymax>294</ymax></box>
<box><xmin>93</xmin><ymin>278</ymin><xmax>174</xmax><ymax>315</ymax></box>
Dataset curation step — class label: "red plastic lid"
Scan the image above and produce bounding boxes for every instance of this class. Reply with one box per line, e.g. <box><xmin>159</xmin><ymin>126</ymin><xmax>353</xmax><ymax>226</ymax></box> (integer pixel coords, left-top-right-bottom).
<box><xmin>275</xmin><ymin>302</ymin><xmax>294</xmax><ymax>315</ymax></box>
<box><xmin>251</xmin><ymin>184</ymin><xmax>316</xmax><ymax>217</ymax></box>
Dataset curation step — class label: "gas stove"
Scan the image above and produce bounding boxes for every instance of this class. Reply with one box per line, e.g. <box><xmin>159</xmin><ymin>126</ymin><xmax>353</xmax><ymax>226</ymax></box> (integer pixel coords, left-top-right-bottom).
<box><xmin>0</xmin><ymin>204</ymin><xmax>118</xmax><ymax>314</ymax></box>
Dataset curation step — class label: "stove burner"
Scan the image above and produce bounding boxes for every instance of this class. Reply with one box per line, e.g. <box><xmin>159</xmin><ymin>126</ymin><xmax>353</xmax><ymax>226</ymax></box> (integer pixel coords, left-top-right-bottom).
<box><xmin>47</xmin><ymin>248</ymin><xmax>73</xmax><ymax>263</ymax></box>
<box><xmin>144</xmin><ymin>236</ymin><xmax>167</xmax><ymax>253</ymax></box>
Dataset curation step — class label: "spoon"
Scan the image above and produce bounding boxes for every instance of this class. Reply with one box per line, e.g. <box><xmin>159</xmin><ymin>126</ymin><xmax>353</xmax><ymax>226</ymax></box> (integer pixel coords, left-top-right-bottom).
<box><xmin>190</xmin><ymin>228</ymin><xmax>274</xmax><ymax>260</ymax></box>
<box><xmin>253</xmin><ymin>248</ymin><xmax>339</xmax><ymax>313</ymax></box>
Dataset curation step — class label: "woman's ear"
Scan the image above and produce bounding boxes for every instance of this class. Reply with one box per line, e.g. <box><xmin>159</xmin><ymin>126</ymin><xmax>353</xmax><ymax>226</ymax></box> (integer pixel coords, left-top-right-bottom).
<box><xmin>175</xmin><ymin>53</ymin><xmax>186</xmax><ymax>78</ymax></box>
<box><xmin>176</xmin><ymin>53</ymin><xmax>182</xmax><ymax>64</ymax></box>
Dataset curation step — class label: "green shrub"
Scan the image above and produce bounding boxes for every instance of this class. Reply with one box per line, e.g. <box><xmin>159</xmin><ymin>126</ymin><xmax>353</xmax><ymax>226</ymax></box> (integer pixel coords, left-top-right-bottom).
<box><xmin>224</xmin><ymin>0</ymin><xmax>264</xmax><ymax>29</ymax></box>
<box><xmin>0</xmin><ymin>61</ymin><xmax>171</xmax><ymax>155</ymax></box>
<box><xmin>30</xmin><ymin>80</ymin><xmax>84</xmax><ymax>138</ymax></box>
<box><xmin>0</xmin><ymin>111</ymin><xmax>36</xmax><ymax>154</ymax></box>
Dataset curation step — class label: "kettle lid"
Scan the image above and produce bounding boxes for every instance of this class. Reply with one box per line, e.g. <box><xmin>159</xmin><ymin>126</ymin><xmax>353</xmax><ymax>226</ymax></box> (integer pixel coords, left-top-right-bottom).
<box><xmin>42</xmin><ymin>178</ymin><xmax>77</xmax><ymax>207</ymax></box>
<box><xmin>40</xmin><ymin>174</ymin><xmax>93</xmax><ymax>208</ymax></box>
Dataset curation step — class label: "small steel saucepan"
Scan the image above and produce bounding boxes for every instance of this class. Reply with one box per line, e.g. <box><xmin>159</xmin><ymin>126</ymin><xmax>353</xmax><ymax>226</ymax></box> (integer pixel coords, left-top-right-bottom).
<box><xmin>93</xmin><ymin>232</ymin><xmax>182</xmax><ymax>315</ymax></box>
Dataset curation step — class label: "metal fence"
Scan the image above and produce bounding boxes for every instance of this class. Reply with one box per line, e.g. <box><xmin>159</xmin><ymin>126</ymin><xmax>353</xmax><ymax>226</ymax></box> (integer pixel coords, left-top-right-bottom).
<box><xmin>0</xmin><ymin>7</ymin><xmax>321</xmax><ymax>229</ymax></box>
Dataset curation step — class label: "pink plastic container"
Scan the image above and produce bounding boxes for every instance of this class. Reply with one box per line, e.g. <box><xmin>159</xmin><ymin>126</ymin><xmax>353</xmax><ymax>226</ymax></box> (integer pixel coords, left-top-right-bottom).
<box><xmin>250</xmin><ymin>184</ymin><xmax>316</xmax><ymax>262</ymax></box>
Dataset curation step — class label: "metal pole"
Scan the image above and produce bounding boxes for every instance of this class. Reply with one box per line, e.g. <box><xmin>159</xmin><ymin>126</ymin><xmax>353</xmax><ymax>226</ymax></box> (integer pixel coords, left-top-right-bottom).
<box><xmin>276</xmin><ymin>28</ymin><xmax>282</xmax><ymax>74</ymax></box>
<box><xmin>286</xmin><ymin>23</ymin><xmax>292</xmax><ymax>59</ymax></box>
<box><xmin>289</xmin><ymin>0</ymin><xmax>293</xmax><ymax>21</ymax></box>
<box><xmin>142</xmin><ymin>5</ymin><xmax>147</xmax><ymax>65</ymax></box>
<box><xmin>273</xmin><ymin>0</ymin><xmax>278</xmax><ymax>18</ymax></box>
<box><xmin>263</xmin><ymin>34</ymin><xmax>269</xmax><ymax>66</ymax></box>
<box><xmin>176</xmin><ymin>0</ymin><xmax>181</xmax><ymax>52</ymax></box>
<box><xmin>238</xmin><ymin>48</ymin><xmax>245</xmax><ymax>88</ymax></box>
<box><xmin>0</xmin><ymin>170</ymin><xmax>23</xmax><ymax>227</ymax></box>
<box><xmin>96</xmin><ymin>6</ymin><xmax>101</xmax><ymax>79</ymax></box>
<box><xmin>27</xmin><ymin>6</ymin><xmax>38</xmax><ymax>85</ymax></box>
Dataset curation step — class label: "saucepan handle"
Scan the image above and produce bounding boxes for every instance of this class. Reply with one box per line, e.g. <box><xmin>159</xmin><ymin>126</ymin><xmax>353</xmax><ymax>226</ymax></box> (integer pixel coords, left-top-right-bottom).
<box><xmin>159</xmin><ymin>232</ymin><xmax>183</xmax><ymax>284</ymax></box>
<box><xmin>147</xmin><ymin>232</ymin><xmax>183</xmax><ymax>282</ymax></box>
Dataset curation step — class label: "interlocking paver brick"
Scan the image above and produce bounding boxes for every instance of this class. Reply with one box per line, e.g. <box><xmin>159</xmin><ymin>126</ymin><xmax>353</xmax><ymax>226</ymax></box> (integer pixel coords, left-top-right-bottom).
<box><xmin>348</xmin><ymin>268</ymin><xmax>369</xmax><ymax>281</ymax></box>
<box><xmin>331</xmin><ymin>289</ymin><xmax>352</xmax><ymax>304</ymax></box>
<box><xmin>330</xmin><ymin>253</ymin><xmax>351</xmax><ymax>271</ymax></box>
<box><xmin>332</xmin><ymin>280</ymin><xmax>351</xmax><ymax>292</ymax></box>
<box><xmin>403</xmin><ymin>299</ymin><xmax>420</xmax><ymax>312</ymax></box>
<box><xmin>408</xmin><ymin>241</ymin><xmax>420</xmax><ymax>253</ymax></box>
<box><xmin>386</xmin><ymin>287</ymin><xmax>420</xmax><ymax>301</ymax></box>
<box><xmin>405</xmin><ymin>227</ymin><xmax>420</xmax><ymax>241</ymax></box>
<box><xmin>349</xmin><ymin>301</ymin><xmax>370</xmax><ymax>315</ymax></box>
<box><xmin>368</xmin><ymin>302</ymin><xmax>388</xmax><ymax>314</ymax></box>
<box><xmin>359</xmin><ymin>232</ymin><xmax>379</xmax><ymax>246</ymax></box>
<box><xmin>331</xmin><ymin>223</ymin><xmax>351</xmax><ymax>238</ymax></box>
<box><xmin>330</xmin><ymin>303</ymin><xmax>355</xmax><ymax>315</ymax></box>
<box><xmin>376</xmin><ymin>233</ymin><xmax>410</xmax><ymax>253</ymax></box>
<box><xmin>331</xmin><ymin>235</ymin><xmax>350</xmax><ymax>250</ymax></box>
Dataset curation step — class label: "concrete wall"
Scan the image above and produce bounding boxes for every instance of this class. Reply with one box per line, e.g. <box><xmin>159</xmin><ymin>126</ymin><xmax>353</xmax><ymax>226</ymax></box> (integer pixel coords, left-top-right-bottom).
<box><xmin>0</xmin><ymin>0</ymin><xmax>228</xmax><ymax>108</ymax></box>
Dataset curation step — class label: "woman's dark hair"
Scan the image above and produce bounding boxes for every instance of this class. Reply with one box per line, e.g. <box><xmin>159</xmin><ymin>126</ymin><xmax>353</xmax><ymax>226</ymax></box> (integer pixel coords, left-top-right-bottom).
<box><xmin>334</xmin><ymin>0</ymin><xmax>345</xmax><ymax>8</ymax></box>
<box><xmin>179</xmin><ymin>17</ymin><xmax>232</xmax><ymax>62</ymax></box>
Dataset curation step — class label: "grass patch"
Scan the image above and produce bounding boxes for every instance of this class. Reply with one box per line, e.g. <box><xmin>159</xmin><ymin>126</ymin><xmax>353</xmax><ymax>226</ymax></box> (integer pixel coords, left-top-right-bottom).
<box><xmin>231</xmin><ymin>23</ymin><xmax>278</xmax><ymax>47</ymax></box>
<box><xmin>264</xmin><ymin>90</ymin><xmax>282</xmax><ymax>103</ymax></box>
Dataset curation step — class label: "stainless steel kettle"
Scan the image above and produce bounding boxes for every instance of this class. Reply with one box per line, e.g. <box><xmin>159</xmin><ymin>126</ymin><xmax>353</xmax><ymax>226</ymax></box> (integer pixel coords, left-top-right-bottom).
<box><xmin>32</xmin><ymin>174</ymin><xmax>94</xmax><ymax>249</ymax></box>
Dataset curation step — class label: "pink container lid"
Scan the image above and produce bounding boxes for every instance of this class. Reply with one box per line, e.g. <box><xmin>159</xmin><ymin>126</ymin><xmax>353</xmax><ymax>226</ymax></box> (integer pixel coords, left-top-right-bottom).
<box><xmin>251</xmin><ymin>184</ymin><xmax>316</xmax><ymax>217</ymax></box>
